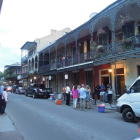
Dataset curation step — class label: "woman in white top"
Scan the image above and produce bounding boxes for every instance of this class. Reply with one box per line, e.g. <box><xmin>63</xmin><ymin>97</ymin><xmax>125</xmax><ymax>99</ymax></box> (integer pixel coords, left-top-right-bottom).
<box><xmin>1</xmin><ymin>87</ymin><xmax>8</xmax><ymax>115</ymax></box>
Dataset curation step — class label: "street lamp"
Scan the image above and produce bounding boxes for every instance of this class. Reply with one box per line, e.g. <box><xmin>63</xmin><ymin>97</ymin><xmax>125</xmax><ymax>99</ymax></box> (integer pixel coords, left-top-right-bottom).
<box><xmin>109</xmin><ymin>69</ymin><xmax>112</xmax><ymax>85</ymax></box>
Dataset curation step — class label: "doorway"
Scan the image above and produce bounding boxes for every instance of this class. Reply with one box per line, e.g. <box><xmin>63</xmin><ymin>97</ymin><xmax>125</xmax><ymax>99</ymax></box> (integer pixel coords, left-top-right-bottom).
<box><xmin>101</xmin><ymin>76</ymin><xmax>109</xmax><ymax>89</ymax></box>
<box><xmin>73</xmin><ymin>73</ymin><xmax>79</xmax><ymax>85</ymax></box>
<box><xmin>86</xmin><ymin>71</ymin><xmax>93</xmax><ymax>93</ymax></box>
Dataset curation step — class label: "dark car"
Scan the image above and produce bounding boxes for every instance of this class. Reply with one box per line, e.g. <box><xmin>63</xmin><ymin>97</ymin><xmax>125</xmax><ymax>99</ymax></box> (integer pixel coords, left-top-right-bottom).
<box><xmin>25</xmin><ymin>84</ymin><xmax>53</xmax><ymax>98</ymax></box>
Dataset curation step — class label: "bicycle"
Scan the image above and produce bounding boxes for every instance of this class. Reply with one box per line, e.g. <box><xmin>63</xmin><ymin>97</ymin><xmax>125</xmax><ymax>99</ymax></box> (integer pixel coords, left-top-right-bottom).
<box><xmin>109</xmin><ymin>94</ymin><xmax>120</xmax><ymax>108</ymax></box>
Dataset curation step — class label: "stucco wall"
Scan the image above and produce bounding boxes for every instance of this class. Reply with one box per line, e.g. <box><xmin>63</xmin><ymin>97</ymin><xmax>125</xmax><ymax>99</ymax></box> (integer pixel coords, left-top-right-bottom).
<box><xmin>36</xmin><ymin>28</ymin><xmax>71</xmax><ymax>52</ymax></box>
<box><xmin>124</xmin><ymin>58</ymin><xmax>140</xmax><ymax>87</ymax></box>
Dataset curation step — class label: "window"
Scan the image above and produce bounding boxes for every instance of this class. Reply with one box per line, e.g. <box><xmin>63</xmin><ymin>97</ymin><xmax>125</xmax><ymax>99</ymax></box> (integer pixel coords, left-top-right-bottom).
<box><xmin>98</xmin><ymin>34</ymin><xmax>107</xmax><ymax>45</ymax></box>
<box><xmin>131</xmin><ymin>80</ymin><xmax>140</xmax><ymax>93</ymax></box>
<box><xmin>122</xmin><ymin>21</ymin><xmax>134</xmax><ymax>38</ymax></box>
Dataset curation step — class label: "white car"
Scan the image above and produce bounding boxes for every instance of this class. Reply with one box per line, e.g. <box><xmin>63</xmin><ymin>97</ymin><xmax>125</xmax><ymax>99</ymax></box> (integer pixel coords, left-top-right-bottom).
<box><xmin>116</xmin><ymin>76</ymin><xmax>140</xmax><ymax>122</ymax></box>
<box><xmin>15</xmin><ymin>87</ymin><xmax>26</xmax><ymax>94</ymax></box>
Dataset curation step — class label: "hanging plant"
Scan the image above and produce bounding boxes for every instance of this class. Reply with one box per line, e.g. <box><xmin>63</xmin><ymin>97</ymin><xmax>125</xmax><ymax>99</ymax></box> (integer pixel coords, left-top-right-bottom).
<box><xmin>97</xmin><ymin>28</ymin><xmax>106</xmax><ymax>36</ymax></box>
<box><xmin>96</xmin><ymin>45</ymin><xmax>104</xmax><ymax>52</ymax></box>
<box><xmin>120</xmin><ymin>15</ymin><xmax>132</xmax><ymax>25</ymax></box>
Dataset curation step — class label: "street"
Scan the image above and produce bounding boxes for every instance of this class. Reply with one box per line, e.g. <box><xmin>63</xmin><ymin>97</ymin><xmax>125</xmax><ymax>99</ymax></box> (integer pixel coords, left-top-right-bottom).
<box><xmin>5</xmin><ymin>92</ymin><xmax>139</xmax><ymax>140</ymax></box>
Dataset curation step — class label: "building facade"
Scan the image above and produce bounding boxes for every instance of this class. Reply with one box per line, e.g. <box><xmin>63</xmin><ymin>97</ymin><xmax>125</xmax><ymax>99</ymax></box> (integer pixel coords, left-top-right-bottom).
<box><xmin>36</xmin><ymin>0</ymin><xmax>140</xmax><ymax>95</ymax></box>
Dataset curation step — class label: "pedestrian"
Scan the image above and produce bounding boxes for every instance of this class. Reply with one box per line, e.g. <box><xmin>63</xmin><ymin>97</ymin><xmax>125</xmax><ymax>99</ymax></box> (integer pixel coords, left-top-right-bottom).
<box><xmin>100</xmin><ymin>83</ymin><xmax>106</xmax><ymax>101</ymax></box>
<box><xmin>62</xmin><ymin>85</ymin><xmax>66</xmax><ymax>101</ymax></box>
<box><xmin>107</xmin><ymin>83</ymin><xmax>113</xmax><ymax>104</ymax></box>
<box><xmin>79</xmin><ymin>84</ymin><xmax>87</xmax><ymax>111</ymax></box>
<box><xmin>72</xmin><ymin>85</ymin><xmax>78</xmax><ymax>109</ymax></box>
<box><xmin>86</xmin><ymin>85</ymin><xmax>90</xmax><ymax>109</ymax></box>
<box><xmin>0</xmin><ymin>84</ymin><xmax>4</xmax><ymax>114</ymax></box>
<box><xmin>93</xmin><ymin>84</ymin><xmax>100</xmax><ymax>101</ymax></box>
<box><xmin>104</xmin><ymin>85</ymin><xmax>109</xmax><ymax>103</ymax></box>
<box><xmin>1</xmin><ymin>87</ymin><xmax>8</xmax><ymax>115</ymax></box>
<box><xmin>65</xmin><ymin>84</ymin><xmax>71</xmax><ymax>106</ymax></box>
<box><xmin>76</xmin><ymin>85</ymin><xmax>80</xmax><ymax>108</ymax></box>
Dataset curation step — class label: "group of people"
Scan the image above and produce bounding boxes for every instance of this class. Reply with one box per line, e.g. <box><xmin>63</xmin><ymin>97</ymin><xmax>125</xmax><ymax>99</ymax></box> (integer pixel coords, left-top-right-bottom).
<box><xmin>62</xmin><ymin>84</ymin><xmax>91</xmax><ymax>111</ymax></box>
<box><xmin>94</xmin><ymin>83</ymin><xmax>113</xmax><ymax>103</ymax></box>
<box><xmin>0</xmin><ymin>84</ymin><xmax>8</xmax><ymax>115</ymax></box>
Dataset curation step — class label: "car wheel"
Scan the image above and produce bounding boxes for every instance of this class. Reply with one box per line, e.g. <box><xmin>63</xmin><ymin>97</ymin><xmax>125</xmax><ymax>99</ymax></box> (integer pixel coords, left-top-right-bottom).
<box><xmin>25</xmin><ymin>93</ymin><xmax>28</xmax><ymax>96</ymax></box>
<box><xmin>122</xmin><ymin>108</ymin><xmax>134</xmax><ymax>122</ymax></box>
<box><xmin>33</xmin><ymin>92</ymin><xmax>37</xmax><ymax>98</ymax></box>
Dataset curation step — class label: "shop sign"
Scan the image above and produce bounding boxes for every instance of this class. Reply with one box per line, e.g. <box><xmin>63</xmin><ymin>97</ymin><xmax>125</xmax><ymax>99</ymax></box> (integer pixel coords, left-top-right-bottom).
<box><xmin>65</xmin><ymin>74</ymin><xmax>68</xmax><ymax>79</ymax></box>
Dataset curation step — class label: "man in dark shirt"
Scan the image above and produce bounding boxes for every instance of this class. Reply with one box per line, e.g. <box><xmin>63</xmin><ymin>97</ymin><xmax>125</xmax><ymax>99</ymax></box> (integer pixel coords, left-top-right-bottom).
<box><xmin>93</xmin><ymin>84</ymin><xmax>100</xmax><ymax>101</ymax></box>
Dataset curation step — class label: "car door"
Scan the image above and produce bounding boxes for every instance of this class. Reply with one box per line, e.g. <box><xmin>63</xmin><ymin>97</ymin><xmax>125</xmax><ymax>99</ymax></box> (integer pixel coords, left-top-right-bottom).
<box><xmin>127</xmin><ymin>79</ymin><xmax>140</xmax><ymax>117</ymax></box>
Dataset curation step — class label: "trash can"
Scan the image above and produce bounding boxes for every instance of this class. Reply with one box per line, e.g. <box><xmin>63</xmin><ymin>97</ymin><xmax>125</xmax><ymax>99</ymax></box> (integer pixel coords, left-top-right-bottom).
<box><xmin>98</xmin><ymin>104</ymin><xmax>105</xmax><ymax>113</ymax></box>
<box><xmin>50</xmin><ymin>94</ymin><xmax>54</xmax><ymax>100</ymax></box>
<box><xmin>57</xmin><ymin>100</ymin><xmax>62</xmax><ymax>105</ymax></box>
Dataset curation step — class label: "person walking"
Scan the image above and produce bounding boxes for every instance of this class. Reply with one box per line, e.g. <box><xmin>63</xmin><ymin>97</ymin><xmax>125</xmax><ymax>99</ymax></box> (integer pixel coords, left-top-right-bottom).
<box><xmin>65</xmin><ymin>84</ymin><xmax>71</xmax><ymax>106</ymax></box>
<box><xmin>76</xmin><ymin>85</ymin><xmax>80</xmax><ymax>108</ymax></box>
<box><xmin>1</xmin><ymin>87</ymin><xmax>8</xmax><ymax>115</ymax></box>
<box><xmin>100</xmin><ymin>83</ymin><xmax>106</xmax><ymax>101</ymax></box>
<box><xmin>0</xmin><ymin>84</ymin><xmax>4</xmax><ymax>114</ymax></box>
<box><xmin>107</xmin><ymin>83</ymin><xmax>113</xmax><ymax>104</ymax></box>
<box><xmin>93</xmin><ymin>84</ymin><xmax>100</xmax><ymax>101</ymax></box>
<box><xmin>86</xmin><ymin>85</ymin><xmax>90</xmax><ymax>109</ymax></box>
<box><xmin>79</xmin><ymin>84</ymin><xmax>87</xmax><ymax>111</ymax></box>
<box><xmin>72</xmin><ymin>85</ymin><xmax>78</xmax><ymax>109</ymax></box>
<box><xmin>62</xmin><ymin>85</ymin><xmax>66</xmax><ymax>101</ymax></box>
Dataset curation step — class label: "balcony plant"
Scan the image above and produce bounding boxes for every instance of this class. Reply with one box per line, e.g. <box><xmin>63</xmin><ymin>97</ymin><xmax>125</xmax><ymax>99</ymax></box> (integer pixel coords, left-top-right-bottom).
<box><xmin>90</xmin><ymin>42</ymin><xmax>97</xmax><ymax>51</ymax></box>
<box><xmin>97</xmin><ymin>28</ymin><xmax>106</xmax><ymax>37</ymax></box>
<box><xmin>122</xmin><ymin>34</ymin><xmax>132</xmax><ymax>49</ymax></box>
<box><xmin>134</xmin><ymin>27</ymin><xmax>140</xmax><ymax>45</ymax></box>
<box><xmin>120</xmin><ymin>15</ymin><xmax>132</xmax><ymax>25</ymax></box>
<box><xmin>96</xmin><ymin>45</ymin><xmax>104</xmax><ymax>52</ymax></box>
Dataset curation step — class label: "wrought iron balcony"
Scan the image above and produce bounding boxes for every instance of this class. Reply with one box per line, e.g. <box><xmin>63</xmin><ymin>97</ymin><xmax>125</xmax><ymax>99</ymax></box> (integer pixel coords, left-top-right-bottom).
<box><xmin>38</xmin><ymin>35</ymin><xmax>140</xmax><ymax>73</ymax></box>
<box><xmin>21</xmin><ymin>55</ymin><xmax>29</xmax><ymax>63</ymax></box>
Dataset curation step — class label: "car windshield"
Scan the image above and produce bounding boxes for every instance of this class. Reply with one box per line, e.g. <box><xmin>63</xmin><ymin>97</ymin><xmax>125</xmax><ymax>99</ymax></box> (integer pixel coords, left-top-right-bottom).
<box><xmin>18</xmin><ymin>87</ymin><xmax>24</xmax><ymax>89</ymax></box>
<box><xmin>34</xmin><ymin>84</ymin><xmax>45</xmax><ymax>88</ymax></box>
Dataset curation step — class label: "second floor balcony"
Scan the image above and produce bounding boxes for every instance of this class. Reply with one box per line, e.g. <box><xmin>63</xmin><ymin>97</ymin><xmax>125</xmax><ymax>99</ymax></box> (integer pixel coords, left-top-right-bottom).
<box><xmin>38</xmin><ymin>35</ymin><xmax>140</xmax><ymax>73</ymax></box>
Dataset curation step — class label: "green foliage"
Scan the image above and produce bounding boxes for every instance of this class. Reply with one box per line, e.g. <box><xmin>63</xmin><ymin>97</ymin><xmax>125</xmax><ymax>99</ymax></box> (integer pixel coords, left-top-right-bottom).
<box><xmin>135</xmin><ymin>27</ymin><xmax>139</xmax><ymax>36</ymax></box>
<box><xmin>90</xmin><ymin>42</ymin><xmax>97</xmax><ymax>50</ymax></box>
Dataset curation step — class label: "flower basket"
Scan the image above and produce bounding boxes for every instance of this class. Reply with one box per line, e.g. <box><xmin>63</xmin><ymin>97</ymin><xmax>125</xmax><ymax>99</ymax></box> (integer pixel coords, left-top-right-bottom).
<box><xmin>122</xmin><ymin>38</ymin><xmax>132</xmax><ymax>45</ymax></box>
<box><xmin>97</xmin><ymin>28</ymin><xmax>106</xmax><ymax>36</ymax></box>
<box><xmin>96</xmin><ymin>45</ymin><xmax>104</xmax><ymax>52</ymax></box>
<box><xmin>120</xmin><ymin>15</ymin><xmax>132</xmax><ymax>25</ymax></box>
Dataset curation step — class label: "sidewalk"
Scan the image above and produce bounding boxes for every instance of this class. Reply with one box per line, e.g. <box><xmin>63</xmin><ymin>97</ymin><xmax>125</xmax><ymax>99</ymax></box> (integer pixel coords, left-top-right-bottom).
<box><xmin>0</xmin><ymin>115</ymin><xmax>24</xmax><ymax>140</ymax></box>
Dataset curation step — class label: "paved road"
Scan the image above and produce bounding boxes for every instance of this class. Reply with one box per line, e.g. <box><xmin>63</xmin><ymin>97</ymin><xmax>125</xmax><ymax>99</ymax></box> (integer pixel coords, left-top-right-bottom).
<box><xmin>6</xmin><ymin>92</ymin><xmax>139</xmax><ymax>140</ymax></box>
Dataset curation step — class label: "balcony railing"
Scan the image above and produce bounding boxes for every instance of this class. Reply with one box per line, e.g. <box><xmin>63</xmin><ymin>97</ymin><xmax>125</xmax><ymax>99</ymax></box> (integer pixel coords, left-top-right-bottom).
<box><xmin>21</xmin><ymin>55</ymin><xmax>29</xmax><ymax>63</ymax></box>
<box><xmin>38</xmin><ymin>35</ymin><xmax>140</xmax><ymax>73</ymax></box>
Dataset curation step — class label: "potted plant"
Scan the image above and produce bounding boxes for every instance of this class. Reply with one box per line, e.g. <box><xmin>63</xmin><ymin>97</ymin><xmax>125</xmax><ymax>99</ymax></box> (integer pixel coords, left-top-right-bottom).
<box><xmin>97</xmin><ymin>28</ymin><xmax>106</xmax><ymax>37</ymax></box>
<box><xmin>96</xmin><ymin>45</ymin><xmax>104</xmax><ymax>52</ymax></box>
<box><xmin>120</xmin><ymin>15</ymin><xmax>132</xmax><ymax>25</ymax></box>
<box><xmin>122</xmin><ymin>34</ymin><xmax>132</xmax><ymax>49</ymax></box>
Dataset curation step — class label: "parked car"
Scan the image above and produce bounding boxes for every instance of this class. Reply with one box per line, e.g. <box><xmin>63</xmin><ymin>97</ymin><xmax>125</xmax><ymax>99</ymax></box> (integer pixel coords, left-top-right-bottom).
<box><xmin>6</xmin><ymin>86</ymin><xmax>12</xmax><ymax>92</ymax></box>
<box><xmin>25</xmin><ymin>83</ymin><xmax>53</xmax><ymax>98</ymax></box>
<box><xmin>116</xmin><ymin>76</ymin><xmax>140</xmax><ymax>122</ymax></box>
<box><xmin>15</xmin><ymin>87</ymin><xmax>26</xmax><ymax>94</ymax></box>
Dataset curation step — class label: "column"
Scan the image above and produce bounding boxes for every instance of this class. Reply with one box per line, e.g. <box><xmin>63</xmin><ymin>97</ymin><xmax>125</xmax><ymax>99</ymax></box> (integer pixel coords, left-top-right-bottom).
<box><xmin>43</xmin><ymin>53</ymin><xmax>45</xmax><ymax>66</ymax></box>
<box><xmin>56</xmin><ymin>47</ymin><xmax>57</xmax><ymax>68</ymax></box>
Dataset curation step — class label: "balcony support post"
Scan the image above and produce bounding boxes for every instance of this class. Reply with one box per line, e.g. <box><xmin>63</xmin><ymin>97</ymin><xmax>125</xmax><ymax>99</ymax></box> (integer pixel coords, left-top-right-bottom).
<box><xmin>110</xmin><ymin>13</ymin><xmax>119</xmax><ymax>98</ymax></box>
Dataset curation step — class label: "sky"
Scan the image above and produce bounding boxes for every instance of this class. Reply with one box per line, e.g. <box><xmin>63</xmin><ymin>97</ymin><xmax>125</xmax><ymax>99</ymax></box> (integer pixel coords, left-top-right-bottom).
<box><xmin>0</xmin><ymin>0</ymin><xmax>116</xmax><ymax>72</ymax></box>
